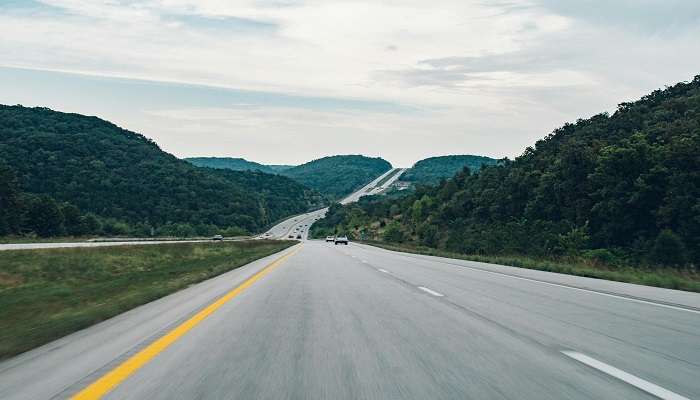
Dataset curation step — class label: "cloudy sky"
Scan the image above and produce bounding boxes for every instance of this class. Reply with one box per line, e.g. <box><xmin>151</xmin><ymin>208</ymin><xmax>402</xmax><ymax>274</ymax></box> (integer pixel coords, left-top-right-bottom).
<box><xmin>1</xmin><ymin>0</ymin><xmax>699</xmax><ymax>166</ymax></box>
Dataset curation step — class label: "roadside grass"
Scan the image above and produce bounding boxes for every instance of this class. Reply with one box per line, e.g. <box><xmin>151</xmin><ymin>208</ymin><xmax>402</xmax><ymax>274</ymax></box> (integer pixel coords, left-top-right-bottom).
<box><xmin>0</xmin><ymin>240</ymin><xmax>295</xmax><ymax>359</ymax></box>
<box><xmin>360</xmin><ymin>241</ymin><xmax>700</xmax><ymax>293</ymax></box>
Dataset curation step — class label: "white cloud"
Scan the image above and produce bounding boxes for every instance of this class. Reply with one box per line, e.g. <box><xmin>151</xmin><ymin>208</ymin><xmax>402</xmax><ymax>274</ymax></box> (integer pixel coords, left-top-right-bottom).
<box><xmin>1</xmin><ymin>0</ymin><xmax>699</xmax><ymax>165</ymax></box>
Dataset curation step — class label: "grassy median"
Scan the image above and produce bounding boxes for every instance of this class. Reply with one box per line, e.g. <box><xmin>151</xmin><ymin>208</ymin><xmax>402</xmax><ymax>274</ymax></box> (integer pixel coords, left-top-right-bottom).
<box><xmin>0</xmin><ymin>240</ymin><xmax>294</xmax><ymax>359</ymax></box>
<box><xmin>361</xmin><ymin>241</ymin><xmax>700</xmax><ymax>293</ymax></box>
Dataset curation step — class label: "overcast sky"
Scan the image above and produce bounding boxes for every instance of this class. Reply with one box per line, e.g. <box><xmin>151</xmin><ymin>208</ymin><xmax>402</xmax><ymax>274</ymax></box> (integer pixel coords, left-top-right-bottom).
<box><xmin>1</xmin><ymin>0</ymin><xmax>699</xmax><ymax>166</ymax></box>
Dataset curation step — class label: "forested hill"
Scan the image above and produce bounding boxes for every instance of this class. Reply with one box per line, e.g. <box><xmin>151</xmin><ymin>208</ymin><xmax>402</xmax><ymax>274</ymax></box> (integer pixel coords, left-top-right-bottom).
<box><xmin>279</xmin><ymin>155</ymin><xmax>392</xmax><ymax>199</ymax></box>
<box><xmin>313</xmin><ymin>76</ymin><xmax>700</xmax><ymax>267</ymax></box>
<box><xmin>0</xmin><ymin>105</ymin><xmax>324</xmax><ymax>237</ymax></box>
<box><xmin>184</xmin><ymin>157</ymin><xmax>293</xmax><ymax>174</ymax></box>
<box><xmin>400</xmin><ymin>155</ymin><xmax>498</xmax><ymax>185</ymax></box>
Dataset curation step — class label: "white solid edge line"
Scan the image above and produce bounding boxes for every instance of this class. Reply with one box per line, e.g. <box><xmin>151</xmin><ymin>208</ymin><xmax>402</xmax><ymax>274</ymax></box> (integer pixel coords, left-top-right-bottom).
<box><xmin>357</xmin><ymin>244</ymin><xmax>700</xmax><ymax>314</ymax></box>
<box><xmin>562</xmin><ymin>351</ymin><xmax>690</xmax><ymax>400</ymax></box>
<box><xmin>466</xmin><ymin>267</ymin><xmax>700</xmax><ymax>315</ymax></box>
<box><xmin>418</xmin><ymin>286</ymin><xmax>444</xmax><ymax>297</ymax></box>
<box><xmin>378</xmin><ymin>268</ymin><xmax>391</xmax><ymax>274</ymax></box>
<box><xmin>372</xmin><ymin>247</ymin><xmax>700</xmax><ymax>315</ymax></box>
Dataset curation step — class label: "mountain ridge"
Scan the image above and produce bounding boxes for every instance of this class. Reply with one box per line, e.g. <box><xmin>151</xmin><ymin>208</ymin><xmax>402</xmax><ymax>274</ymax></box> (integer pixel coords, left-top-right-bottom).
<box><xmin>184</xmin><ymin>157</ymin><xmax>293</xmax><ymax>174</ymax></box>
<box><xmin>312</xmin><ymin>75</ymin><xmax>700</xmax><ymax>267</ymax></box>
<box><xmin>0</xmin><ymin>105</ymin><xmax>323</xmax><ymax>237</ymax></box>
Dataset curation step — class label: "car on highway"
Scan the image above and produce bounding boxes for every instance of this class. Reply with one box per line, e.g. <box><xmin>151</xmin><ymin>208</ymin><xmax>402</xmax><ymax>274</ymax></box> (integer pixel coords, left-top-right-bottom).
<box><xmin>334</xmin><ymin>236</ymin><xmax>349</xmax><ymax>245</ymax></box>
<box><xmin>325</xmin><ymin>236</ymin><xmax>335</xmax><ymax>243</ymax></box>
<box><xmin>211</xmin><ymin>234</ymin><xmax>223</xmax><ymax>241</ymax></box>
<box><xmin>288</xmin><ymin>234</ymin><xmax>294</xmax><ymax>239</ymax></box>
<box><xmin>296</xmin><ymin>234</ymin><xmax>302</xmax><ymax>239</ymax></box>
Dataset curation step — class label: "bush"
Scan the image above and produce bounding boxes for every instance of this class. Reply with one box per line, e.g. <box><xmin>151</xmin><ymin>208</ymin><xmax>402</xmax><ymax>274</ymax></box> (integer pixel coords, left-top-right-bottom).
<box><xmin>417</xmin><ymin>223</ymin><xmax>439</xmax><ymax>247</ymax></box>
<box><xmin>557</xmin><ymin>225</ymin><xmax>590</xmax><ymax>256</ymax></box>
<box><xmin>382</xmin><ymin>222</ymin><xmax>405</xmax><ymax>243</ymax></box>
<box><xmin>23</xmin><ymin>195</ymin><xmax>64</xmax><ymax>237</ymax></box>
<box><xmin>650</xmin><ymin>229</ymin><xmax>687</xmax><ymax>267</ymax></box>
<box><xmin>582</xmin><ymin>248</ymin><xmax>618</xmax><ymax>266</ymax></box>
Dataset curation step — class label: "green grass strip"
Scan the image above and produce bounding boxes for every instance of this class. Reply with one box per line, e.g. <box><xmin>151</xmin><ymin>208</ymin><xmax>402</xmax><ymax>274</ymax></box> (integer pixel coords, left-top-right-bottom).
<box><xmin>0</xmin><ymin>240</ymin><xmax>294</xmax><ymax>359</ymax></box>
<box><xmin>361</xmin><ymin>241</ymin><xmax>700</xmax><ymax>293</ymax></box>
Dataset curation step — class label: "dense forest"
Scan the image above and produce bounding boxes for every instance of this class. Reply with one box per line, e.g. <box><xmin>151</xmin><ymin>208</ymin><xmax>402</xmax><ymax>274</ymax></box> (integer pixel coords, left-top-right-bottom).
<box><xmin>279</xmin><ymin>155</ymin><xmax>392</xmax><ymax>199</ymax></box>
<box><xmin>400</xmin><ymin>155</ymin><xmax>498</xmax><ymax>185</ymax></box>
<box><xmin>0</xmin><ymin>105</ymin><xmax>324</xmax><ymax>237</ymax></box>
<box><xmin>313</xmin><ymin>77</ymin><xmax>700</xmax><ymax>268</ymax></box>
<box><xmin>186</xmin><ymin>155</ymin><xmax>391</xmax><ymax>199</ymax></box>
<box><xmin>184</xmin><ymin>157</ymin><xmax>293</xmax><ymax>174</ymax></box>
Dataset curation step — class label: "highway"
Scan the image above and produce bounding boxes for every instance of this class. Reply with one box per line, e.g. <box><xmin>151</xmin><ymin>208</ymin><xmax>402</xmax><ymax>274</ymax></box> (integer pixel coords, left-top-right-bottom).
<box><xmin>1</xmin><ymin>241</ymin><xmax>698</xmax><ymax>399</ymax></box>
<box><xmin>0</xmin><ymin>168</ymin><xmax>404</xmax><ymax>251</ymax></box>
<box><xmin>261</xmin><ymin>168</ymin><xmax>404</xmax><ymax>241</ymax></box>
<box><xmin>1</xmin><ymin>169</ymin><xmax>699</xmax><ymax>399</ymax></box>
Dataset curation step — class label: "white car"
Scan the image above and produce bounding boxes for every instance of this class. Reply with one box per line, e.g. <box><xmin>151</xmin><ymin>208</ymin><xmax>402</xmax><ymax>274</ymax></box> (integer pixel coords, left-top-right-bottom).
<box><xmin>325</xmin><ymin>236</ymin><xmax>335</xmax><ymax>243</ymax></box>
<box><xmin>334</xmin><ymin>236</ymin><xmax>349</xmax><ymax>245</ymax></box>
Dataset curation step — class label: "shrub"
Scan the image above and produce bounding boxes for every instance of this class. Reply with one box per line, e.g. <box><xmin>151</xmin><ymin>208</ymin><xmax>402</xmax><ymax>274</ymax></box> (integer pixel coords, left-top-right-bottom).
<box><xmin>582</xmin><ymin>248</ymin><xmax>618</xmax><ymax>266</ymax></box>
<box><xmin>650</xmin><ymin>229</ymin><xmax>687</xmax><ymax>267</ymax></box>
<box><xmin>382</xmin><ymin>222</ymin><xmax>405</xmax><ymax>243</ymax></box>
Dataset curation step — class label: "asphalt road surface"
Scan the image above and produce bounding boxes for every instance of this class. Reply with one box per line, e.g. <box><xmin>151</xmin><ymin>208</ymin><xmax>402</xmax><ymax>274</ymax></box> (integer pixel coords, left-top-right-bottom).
<box><xmin>1</xmin><ymin>240</ymin><xmax>698</xmax><ymax>399</ymax></box>
<box><xmin>2</xmin><ymin>169</ymin><xmax>698</xmax><ymax>399</ymax></box>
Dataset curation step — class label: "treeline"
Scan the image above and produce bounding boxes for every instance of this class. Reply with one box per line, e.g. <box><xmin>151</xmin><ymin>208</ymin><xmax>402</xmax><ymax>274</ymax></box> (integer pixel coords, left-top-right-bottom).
<box><xmin>312</xmin><ymin>76</ymin><xmax>700</xmax><ymax>268</ymax></box>
<box><xmin>185</xmin><ymin>157</ymin><xmax>292</xmax><ymax>174</ymax></box>
<box><xmin>280</xmin><ymin>155</ymin><xmax>392</xmax><ymax>199</ymax></box>
<box><xmin>0</xmin><ymin>105</ymin><xmax>324</xmax><ymax>237</ymax></box>
<box><xmin>186</xmin><ymin>155</ymin><xmax>393</xmax><ymax>199</ymax></box>
<box><xmin>400</xmin><ymin>155</ymin><xmax>498</xmax><ymax>185</ymax></box>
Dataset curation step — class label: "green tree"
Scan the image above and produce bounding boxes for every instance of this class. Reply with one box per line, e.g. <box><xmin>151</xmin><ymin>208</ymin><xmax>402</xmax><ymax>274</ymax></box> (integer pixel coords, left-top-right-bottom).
<box><xmin>382</xmin><ymin>222</ymin><xmax>405</xmax><ymax>243</ymax></box>
<box><xmin>60</xmin><ymin>203</ymin><xmax>83</xmax><ymax>236</ymax></box>
<box><xmin>650</xmin><ymin>229</ymin><xmax>686</xmax><ymax>267</ymax></box>
<box><xmin>0</xmin><ymin>163</ymin><xmax>21</xmax><ymax>235</ymax></box>
<box><xmin>0</xmin><ymin>104</ymin><xmax>326</xmax><ymax>237</ymax></box>
<box><xmin>24</xmin><ymin>195</ymin><xmax>64</xmax><ymax>237</ymax></box>
<box><xmin>79</xmin><ymin>213</ymin><xmax>102</xmax><ymax>235</ymax></box>
<box><xmin>312</xmin><ymin>75</ymin><xmax>700</xmax><ymax>267</ymax></box>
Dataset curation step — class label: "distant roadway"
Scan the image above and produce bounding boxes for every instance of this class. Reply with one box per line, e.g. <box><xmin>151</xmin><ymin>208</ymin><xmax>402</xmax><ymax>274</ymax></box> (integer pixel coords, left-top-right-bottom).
<box><xmin>1</xmin><ymin>167</ymin><xmax>698</xmax><ymax>399</ymax></box>
<box><xmin>0</xmin><ymin>168</ymin><xmax>404</xmax><ymax>251</ymax></box>
<box><xmin>261</xmin><ymin>167</ymin><xmax>404</xmax><ymax>240</ymax></box>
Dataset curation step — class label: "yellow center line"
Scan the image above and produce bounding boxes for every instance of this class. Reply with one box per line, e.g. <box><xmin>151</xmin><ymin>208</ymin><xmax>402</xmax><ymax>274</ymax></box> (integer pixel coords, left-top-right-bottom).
<box><xmin>72</xmin><ymin>245</ymin><xmax>301</xmax><ymax>400</ymax></box>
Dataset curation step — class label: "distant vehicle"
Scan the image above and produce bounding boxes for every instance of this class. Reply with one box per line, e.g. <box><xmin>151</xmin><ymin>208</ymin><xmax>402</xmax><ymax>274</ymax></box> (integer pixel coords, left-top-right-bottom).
<box><xmin>288</xmin><ymin>234</ymin><xmax>294</xmax><ymax>238</ymax></box>
<box><xmin>325</xmin><ymin>236</ymin><xmax>335</xmax><ymax>243</ymax></box>
<box><xmin>334</xmin><ymin>236</ymin><xmax>349</xmax><ymax>245</ymax></box>
<box><xmin>212</xmin><ymin>235</ymin><xmax>223</xmax><ymax>241</ymax></box>
<box><xmin>296</xmin><ymin>234</ymin><xmax>302</xmax><ymax>239</ymax></box>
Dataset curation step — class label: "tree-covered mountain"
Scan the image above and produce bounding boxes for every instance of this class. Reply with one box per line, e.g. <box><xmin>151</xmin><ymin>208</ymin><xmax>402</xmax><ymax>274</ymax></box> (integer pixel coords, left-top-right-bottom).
<box><xmin>0</xmin><ymin>105</ymin><xmax>324</xmax><ymax>237</ymax></box>
<box><xmin>279</xmin><ymin>155</ymin><xmax>392</xmax><ymax>199</ymax></box>
<box><xmin>312</xmin><ymin>76</ymin><xmax>700</xmax><ymax>268</ymax></box>
<box><xmin>400</xmin><ymin>155</ymin><xmax>498</xmax><ymax>185</ymax></box>
<box><xmin>184</xmin><ymin>157</ymin><xmax>293</xmax><ymax>174</ymax></box>
<box><xmin>267</xmin><ymin>164</ymin><xmax>294</xmax><ymax>173</ymax></box>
